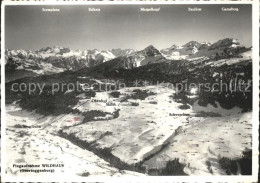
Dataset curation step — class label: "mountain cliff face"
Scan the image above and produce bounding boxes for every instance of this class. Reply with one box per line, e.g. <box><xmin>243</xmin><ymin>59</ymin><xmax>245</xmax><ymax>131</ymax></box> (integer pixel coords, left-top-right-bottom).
<box><xmin>5</xmin><ymin>46</ymin><xmax>117</xmax><ymax>82</ymax></box>
<box><xmin>124</xmin><ymin>45</ymin><xmax>166</xmax><ymax>68</ymax></box>
<box><xmin>161</xmin><ymin>38</ymin><xmax>245</xmax><ymax>60</ymax></box>
<box><xmin>161</xmin><ymin>41</ymin><xmax>210</xmax><ymax>60</ymax></box>
<box><xmin>94</xmin><ymin>45</ymin><xmax>167</xmax><ymax>71</ymax></box>
<box><xmin>110</xmin><ymin>49</ymin><xmax>135</xmax><ymax>57</ymax></box>
<box><xmin>103</xmin><ymin>39</ymin><xmax>247</xmax><ymax>71</ymax></box>
<box><xmin>5</xmin><ymin>46</ymin><xmax>116</xmax><ymax>70</ymax></box>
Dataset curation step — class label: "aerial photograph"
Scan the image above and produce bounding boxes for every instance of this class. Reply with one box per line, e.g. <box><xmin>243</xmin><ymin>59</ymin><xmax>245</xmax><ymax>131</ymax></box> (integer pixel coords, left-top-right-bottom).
<box><xmin>3</xmin><ymin>3</ymin><xmax>255</xmax><ymax>180</ymax></box>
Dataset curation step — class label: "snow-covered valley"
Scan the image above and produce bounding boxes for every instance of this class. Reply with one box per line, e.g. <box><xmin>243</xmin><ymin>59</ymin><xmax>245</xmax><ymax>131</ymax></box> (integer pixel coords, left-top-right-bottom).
<box><xmin>5</xmin><ymin>84</ymin><xmax>252</xmax><ymax>176</ymax></box>
<box><xmin>6</xmin><ymin>104</ymin><xmax>145</xmax><ymax>177</ymax></box>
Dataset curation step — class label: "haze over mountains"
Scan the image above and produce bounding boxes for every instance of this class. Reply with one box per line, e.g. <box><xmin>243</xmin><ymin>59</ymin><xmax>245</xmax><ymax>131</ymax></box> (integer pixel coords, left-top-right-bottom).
<box><xmin>5</xmin><ymin>38</ymin><xmax>250</xmax><ymax>82</ymax></box>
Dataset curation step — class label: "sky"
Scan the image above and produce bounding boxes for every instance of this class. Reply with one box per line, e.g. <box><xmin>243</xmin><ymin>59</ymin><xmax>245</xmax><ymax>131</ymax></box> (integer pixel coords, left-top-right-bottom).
<box><xmin>5</xmin><ymin>4</ymin><xmax>252</xmax><ymax>51</ymax></box>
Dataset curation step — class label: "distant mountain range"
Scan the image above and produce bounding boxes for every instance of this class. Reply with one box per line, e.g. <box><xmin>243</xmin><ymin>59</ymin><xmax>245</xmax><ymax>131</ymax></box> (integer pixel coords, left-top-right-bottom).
<box><xmin>5</xmin><ymin>38</ymin><xmax>250</xmax><ymax>82</ymax></box>
<box><xmin>5</xmin><ymin>37</ymin><xmax>252</xmax><ymax>112</ymax></box>
<box><xmin>160</xmin><ymin>38</ymin><xmax>244</xmax><ymax>60</ymax></box>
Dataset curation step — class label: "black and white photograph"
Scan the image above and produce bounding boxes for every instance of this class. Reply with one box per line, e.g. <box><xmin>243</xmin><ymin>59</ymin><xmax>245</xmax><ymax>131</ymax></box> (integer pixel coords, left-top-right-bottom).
<box><xmin>1</xmin><ymin>1</ymin><xmax>259</xmax><ymax>182</ymax></box>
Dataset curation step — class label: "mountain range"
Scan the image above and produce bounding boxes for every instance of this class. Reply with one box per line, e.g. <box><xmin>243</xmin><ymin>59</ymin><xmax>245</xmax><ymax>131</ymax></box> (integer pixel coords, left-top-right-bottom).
<box><xmin>5</xmin><ymin>38</ymin><xmax>250</xmax><ymax>82</ymax></box>
<box><xmin>6</xmin><ymin>37</ymin><xmax>252</xmax><ymax>114</ymax></box>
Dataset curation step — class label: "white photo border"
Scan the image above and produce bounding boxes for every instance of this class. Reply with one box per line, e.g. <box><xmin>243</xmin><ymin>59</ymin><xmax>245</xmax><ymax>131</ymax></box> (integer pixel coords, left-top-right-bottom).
<box><xmin>1</xmin><ymin>0</ymin><xmax>259</xmax><ymax>182</ymax></box>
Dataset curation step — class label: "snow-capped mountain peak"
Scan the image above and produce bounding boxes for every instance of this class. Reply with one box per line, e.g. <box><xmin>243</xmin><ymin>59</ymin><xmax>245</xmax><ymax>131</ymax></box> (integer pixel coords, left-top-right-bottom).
<box><xmin>110</xmin><ymin>48</ymin><xmax>136</xmax><ymax>57</ymax></box>
<box><xmin>140</xmin><ymin>45</ymin><xmax>161</xmax><ymax>57</ymax></box>
<box><xmin>5</xmin><ymin>38</ymin><xmax>249</xmax><ymax>82</ymax></box>
<box><xmin>5</xmin><ymin>46</ymin><xmax>117</xmax><ymax>80</ymax></box>
<box><xmin>161</xmin><ymin>38</ymin><xmax>245</xmax><ymax>60</ymax></box>
<box><xmin>169</xmin><ymin>44</ymin><xmax>179</xmax><ymax>50</ymax></box>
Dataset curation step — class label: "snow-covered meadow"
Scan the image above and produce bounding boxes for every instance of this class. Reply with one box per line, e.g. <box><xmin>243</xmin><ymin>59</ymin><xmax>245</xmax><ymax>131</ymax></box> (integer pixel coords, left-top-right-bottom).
<box><xmin>5</xmin><ymin>84</ymin><xmax>252</xmax><ymax>176</ymax></box>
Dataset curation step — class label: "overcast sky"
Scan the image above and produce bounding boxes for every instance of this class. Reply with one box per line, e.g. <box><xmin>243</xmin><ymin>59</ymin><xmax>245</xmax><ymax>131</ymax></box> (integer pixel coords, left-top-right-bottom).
<box><xmin>5</xmin><ymin>4</ymin><xmax>252</xmax><ymax>51</ymax></box>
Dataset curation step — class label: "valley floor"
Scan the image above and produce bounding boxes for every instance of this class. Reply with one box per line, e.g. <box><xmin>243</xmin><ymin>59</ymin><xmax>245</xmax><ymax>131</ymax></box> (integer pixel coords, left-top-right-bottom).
<box><xmin>5</xmin><ymin>105</ymin><xmax>145</xmax><ymax>177</ymax></box>
<box><xmin>5</xmin><ymin>85</ymin><xmax>252</xmax><ymax>177</ymax></box>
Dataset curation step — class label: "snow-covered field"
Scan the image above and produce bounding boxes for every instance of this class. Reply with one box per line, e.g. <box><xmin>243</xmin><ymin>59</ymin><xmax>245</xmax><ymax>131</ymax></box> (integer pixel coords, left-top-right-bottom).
<box><xmin>5</xmin><ymin>84</ymin><xmax>252</xmax><ymax>176</ymax></box>
<box><xmin>144</xmin><ymin>112</ymin><xmax>252</xmax><ymax>175</ymax></box>
<box><xmin>64</xmin><ymin>86</ymin><xmax>189</xmax><ymax>164</ymax></box>
<box><xmin>5</xmin><ymin>105</ymin><xmax>145</xmax><ymax>177</ymax></box>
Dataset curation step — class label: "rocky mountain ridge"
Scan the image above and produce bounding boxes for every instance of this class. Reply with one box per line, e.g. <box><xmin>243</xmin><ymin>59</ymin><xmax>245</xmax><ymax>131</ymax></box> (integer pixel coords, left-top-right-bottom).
<box><xmin>5</xmin><ymin>38</ymin><xmax>249</xmax><ymax>82</ymax></box>
<box><xmin>160</xmin><ymin>38</ymin><xmax>244</xmax><ymax>60</ymax></box>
